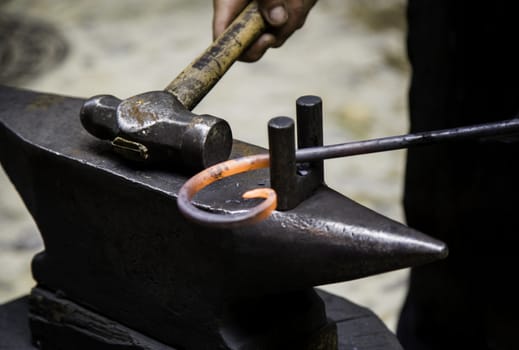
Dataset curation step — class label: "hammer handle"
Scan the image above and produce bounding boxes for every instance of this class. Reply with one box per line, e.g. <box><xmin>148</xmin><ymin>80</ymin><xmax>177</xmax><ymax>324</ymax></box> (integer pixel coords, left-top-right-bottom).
<box><xmin>165</xmin><ymin>2</ymin><xmax>266</xmax><ymax>111</ymax></box>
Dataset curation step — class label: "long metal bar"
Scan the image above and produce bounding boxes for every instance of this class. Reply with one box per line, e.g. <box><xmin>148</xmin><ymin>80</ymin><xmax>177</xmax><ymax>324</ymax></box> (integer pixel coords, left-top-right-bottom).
<box><xmin>178</xmin><ymin>117</ymin><xmax>519</xmax><ymax>228</ymax></box>
<box><xmin>295</xmin><ymin>118</ymin><xmax>519</xmax><ymax>162</ymax></box>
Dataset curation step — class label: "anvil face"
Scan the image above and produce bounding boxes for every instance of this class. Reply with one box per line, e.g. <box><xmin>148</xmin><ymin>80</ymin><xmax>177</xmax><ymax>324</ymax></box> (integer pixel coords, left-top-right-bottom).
<box><xmin>0</xmin><ymin>86</ymin><xmax>446</xmax><ymax>349</ymax></box>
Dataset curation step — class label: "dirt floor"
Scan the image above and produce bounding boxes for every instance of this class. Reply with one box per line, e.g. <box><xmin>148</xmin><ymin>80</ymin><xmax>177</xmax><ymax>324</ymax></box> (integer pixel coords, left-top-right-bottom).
<box><xmin>0</xmin><ymin>0</ymin><xmax>410</xmax><ymax>331</ymax></box>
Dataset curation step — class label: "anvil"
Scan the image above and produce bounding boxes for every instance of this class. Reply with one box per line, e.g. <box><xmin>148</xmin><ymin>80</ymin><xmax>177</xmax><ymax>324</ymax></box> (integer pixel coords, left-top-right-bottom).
<box><xmin>0</xmin><ymin>86</ymin><xmax>446</xmax><ymax>349</ymax></box>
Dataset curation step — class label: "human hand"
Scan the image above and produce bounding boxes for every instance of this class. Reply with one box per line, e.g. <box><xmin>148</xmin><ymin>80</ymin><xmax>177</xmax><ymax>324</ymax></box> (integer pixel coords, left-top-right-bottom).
<box><xmin>213</xmin><ymin>0</ymin><xmax>318</xmax><ymax>62</ymax></box>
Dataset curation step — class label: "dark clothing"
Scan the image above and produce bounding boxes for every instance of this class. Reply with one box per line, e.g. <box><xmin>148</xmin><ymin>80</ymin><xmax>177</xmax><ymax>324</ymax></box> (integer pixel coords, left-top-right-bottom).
<box><xmin>398</xmin><ymin>1</ymin><xmax>519</xmax><ymax>349</ymax></box>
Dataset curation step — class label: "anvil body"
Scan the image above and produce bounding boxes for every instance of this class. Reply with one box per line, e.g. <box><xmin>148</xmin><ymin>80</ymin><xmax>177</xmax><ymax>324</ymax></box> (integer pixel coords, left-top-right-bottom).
<box><xmin>0</xmin><ymin>86</ymin><xmax>446</xmax><ymax>349</ymax></box>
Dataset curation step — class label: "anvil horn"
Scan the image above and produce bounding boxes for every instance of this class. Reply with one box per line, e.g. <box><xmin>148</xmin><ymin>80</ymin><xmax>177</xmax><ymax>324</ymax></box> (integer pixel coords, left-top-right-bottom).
<box><xmin>0</xmin><ymin>86</ymin><xmax>446</xmax><ymax>349</ymax></box>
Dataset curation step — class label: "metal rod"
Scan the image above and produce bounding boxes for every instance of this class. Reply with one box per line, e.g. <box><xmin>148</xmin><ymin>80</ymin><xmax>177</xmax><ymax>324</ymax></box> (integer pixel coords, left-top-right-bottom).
<box><xmin>295</xmin><ymin>118</ymin><xmax>519</xmax><ymax>163</ymax></box>
<box><xmin>178</xmin><ymin>117</ymin><xmax>519</xmax><ymax>228</ymax></box>
<box><xmin>269</xmin><ymin>116</ymin><xmax>297</xmax><ymax>210</ymax></box>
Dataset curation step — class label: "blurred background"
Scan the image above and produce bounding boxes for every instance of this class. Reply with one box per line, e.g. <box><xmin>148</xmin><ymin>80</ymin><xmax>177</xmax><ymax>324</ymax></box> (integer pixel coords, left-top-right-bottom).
<box><xmin>0</xmin><ymin>0</ymin><xmax>409</xmax><ymax>331</ymax></box>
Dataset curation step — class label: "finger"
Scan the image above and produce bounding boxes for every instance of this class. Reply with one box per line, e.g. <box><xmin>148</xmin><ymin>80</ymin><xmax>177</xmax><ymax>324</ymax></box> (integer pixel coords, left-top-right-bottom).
<box><xmin>213</xmin><ymin>0</ymin><xmax>250</xmax><ymax>40</ymax></box>
<box><xmin>240</xmin><ymin>33</ymin><xmax>276</xmax><ymax>62</ymax></box>
<box><xmin>270</xmin><ymin>0</ymin><xmax>317</xmax><ymax>47</ymax></box>
<box><xmin>257</xmin><ymin>0</ymin><xmax>289</xmax><ymax>26</ymax></box>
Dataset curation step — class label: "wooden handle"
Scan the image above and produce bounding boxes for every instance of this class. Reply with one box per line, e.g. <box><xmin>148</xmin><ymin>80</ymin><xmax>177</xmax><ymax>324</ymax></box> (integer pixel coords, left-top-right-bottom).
<box><xmin>165</xmin><ymin>2</ymin><xmax>266</xmax><ymax>111</ymax></box>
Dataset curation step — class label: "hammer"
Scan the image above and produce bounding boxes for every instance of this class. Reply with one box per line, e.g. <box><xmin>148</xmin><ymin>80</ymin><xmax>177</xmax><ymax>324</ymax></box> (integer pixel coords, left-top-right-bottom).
<box><xmin>80</xmin><ymin>2</ymin><xmax>266</xmax><ymax>171</ymax></box>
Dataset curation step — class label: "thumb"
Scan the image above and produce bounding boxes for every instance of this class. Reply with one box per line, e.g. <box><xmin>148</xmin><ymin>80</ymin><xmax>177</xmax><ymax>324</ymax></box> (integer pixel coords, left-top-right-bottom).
<box><xmin>257</xmin><ymin>0</ymin><xmax>288</xmax><ymax>26</ymax></box>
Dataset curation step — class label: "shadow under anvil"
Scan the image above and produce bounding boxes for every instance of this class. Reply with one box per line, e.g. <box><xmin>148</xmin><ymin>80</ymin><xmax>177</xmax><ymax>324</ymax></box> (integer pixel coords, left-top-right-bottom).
<box><xmin>0</xmin><ymin>85</ymin><xmax>447</xmax><ymax>349</ymax></box>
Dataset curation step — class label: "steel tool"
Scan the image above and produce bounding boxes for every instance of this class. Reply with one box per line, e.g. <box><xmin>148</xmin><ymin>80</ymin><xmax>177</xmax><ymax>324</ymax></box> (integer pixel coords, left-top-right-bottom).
<box><xmin>80</xmin><ymin>2</ymin><xmax>266</xmax><ymax>171</ymax></box>
<box><xmin>178</xmin><ymin>112</ymin><xmax>519</xmax><ymax>228</ymax></box>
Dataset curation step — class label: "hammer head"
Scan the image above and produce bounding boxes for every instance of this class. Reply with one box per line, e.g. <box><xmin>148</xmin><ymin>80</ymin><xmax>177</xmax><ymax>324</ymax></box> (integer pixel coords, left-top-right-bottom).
<box><xmin>80</xmin><ymin>91</ymin><xmax>233</xmax><ymax>171</ymax></box>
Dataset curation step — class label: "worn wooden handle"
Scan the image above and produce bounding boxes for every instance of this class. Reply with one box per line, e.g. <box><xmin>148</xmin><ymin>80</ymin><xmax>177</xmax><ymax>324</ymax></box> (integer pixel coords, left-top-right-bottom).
<box><xmin>165</xmin><ymin>2</ymin><xmax>266</xmax><ymax>111</ymax></box>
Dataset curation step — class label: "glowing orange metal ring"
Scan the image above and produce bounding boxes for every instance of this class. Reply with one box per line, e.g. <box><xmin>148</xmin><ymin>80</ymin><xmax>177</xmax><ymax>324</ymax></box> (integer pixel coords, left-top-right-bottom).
<box><xmin>177</xmin><ymin>154</ymin><xmax>277</xmax><ymax>228</ymax></box>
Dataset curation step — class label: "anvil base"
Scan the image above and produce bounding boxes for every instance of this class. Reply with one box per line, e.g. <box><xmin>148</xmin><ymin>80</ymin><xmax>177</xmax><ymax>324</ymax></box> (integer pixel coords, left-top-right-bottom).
<box><xmin>0</xmin><ymin>289</ymin><xmax>402</xmax><ymax>350</ymax></box>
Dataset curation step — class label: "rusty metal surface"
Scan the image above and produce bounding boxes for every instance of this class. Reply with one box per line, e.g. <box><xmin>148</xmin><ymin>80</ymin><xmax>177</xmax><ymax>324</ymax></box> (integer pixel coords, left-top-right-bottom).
<box><xmin>80</xmin><ymin>91</ymin><xmax>232</xmax><ymax>171</ymax></box>
<box><xmin>0</xmin><ymin>85</ymin><xmax>445</xmax><ymax>349</ymax></box>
